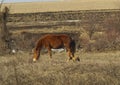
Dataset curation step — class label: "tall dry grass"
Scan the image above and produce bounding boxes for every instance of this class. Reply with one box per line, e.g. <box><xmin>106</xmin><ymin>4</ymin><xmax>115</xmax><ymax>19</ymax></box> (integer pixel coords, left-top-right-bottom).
<box><xmin>0</xmin><ymin>51</ymin><xmax>120</xmax><ymax>85</ymax></box>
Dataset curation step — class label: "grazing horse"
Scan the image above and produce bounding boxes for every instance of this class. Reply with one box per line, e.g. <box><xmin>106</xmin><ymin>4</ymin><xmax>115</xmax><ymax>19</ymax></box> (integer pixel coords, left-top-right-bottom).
<box><xmin>33</xmin><ymin>34</ymin><xmax>79</xmax><ymax>62</ymax></box>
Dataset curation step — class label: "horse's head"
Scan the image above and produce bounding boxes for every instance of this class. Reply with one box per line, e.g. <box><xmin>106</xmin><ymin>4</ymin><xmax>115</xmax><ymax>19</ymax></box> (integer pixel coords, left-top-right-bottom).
<box><xmin>33</xmin><ymin>48</ymin><xmax>38</xmax><ymax>62</ymax></box>
<box><xmin>33</xmin><ymin>39</ymin><xmax>43</xmax><ymax>62</ymax></box>
<box><xmin>33</xmin><ymin>56</ymin><xmax>36</xmax><ymax>62</ymax></box>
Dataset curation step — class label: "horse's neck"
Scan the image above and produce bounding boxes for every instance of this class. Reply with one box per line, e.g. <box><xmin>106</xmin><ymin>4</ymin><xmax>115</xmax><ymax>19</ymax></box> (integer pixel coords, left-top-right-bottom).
<box><xmin>36</xmin><ymin>39</ymin><xmax>43</xmax><ymax>50</ymax></box>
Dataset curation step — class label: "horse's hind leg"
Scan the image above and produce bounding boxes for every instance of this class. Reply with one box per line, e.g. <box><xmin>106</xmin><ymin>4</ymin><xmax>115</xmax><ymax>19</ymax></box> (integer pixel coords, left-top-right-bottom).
<box><xmin>68</xmin><ymin>50</ymin><xmax>80</xmax><ymax>62</ymax></box>
<box><xmin>71</xmin><ymin>52</ymin><xmax>80</xmax><ymax>61</ymax></box>
<box><xmin>66</xmin><ymin>49</ymin><xmax>73</xmax><ymax>62</ymax></box>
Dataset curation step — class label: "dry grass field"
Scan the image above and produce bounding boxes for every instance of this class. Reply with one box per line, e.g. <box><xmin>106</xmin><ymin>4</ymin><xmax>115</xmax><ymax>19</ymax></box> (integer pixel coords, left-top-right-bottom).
<box><xmin>0</xmin><ymin>1</ymin><xmax>120</xmax><ymax>85</ymax></box>
<box><xmin>0</xmin><ymin>51</ymin><xmax>120</xmax><ymax>85</ymax></box>
<box><xmin>0</xmin><ymin>8</ymin><xmax>119</xmax><ymax>85</ymax></box>
<box><xmin>2</xmin><ymin>0</ymin><xmax>120</xmax><ymax>13</ymax></box>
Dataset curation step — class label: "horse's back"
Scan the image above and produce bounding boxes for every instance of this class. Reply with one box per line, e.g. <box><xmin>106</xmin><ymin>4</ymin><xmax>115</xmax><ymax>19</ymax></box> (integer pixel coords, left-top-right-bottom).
<box><xmin>42</xmin><ymin>34</ymin><xmax>71</xmax><ymax>41</ymax></box>
<box><xmin>40</xmin><ymin>34</ymin><xmax>72</xmax><ymax>49</ymax></box>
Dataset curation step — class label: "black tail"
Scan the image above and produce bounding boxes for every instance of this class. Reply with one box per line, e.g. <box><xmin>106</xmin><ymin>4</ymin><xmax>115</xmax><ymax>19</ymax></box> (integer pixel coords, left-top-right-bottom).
<box><xmin>70</xmin><ymin>39</ymin><xmax>76</xmax><ymax>53</ymax></box>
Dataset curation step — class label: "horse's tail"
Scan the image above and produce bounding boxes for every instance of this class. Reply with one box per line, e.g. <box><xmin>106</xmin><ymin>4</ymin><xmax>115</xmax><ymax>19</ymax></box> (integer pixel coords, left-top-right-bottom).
<box><xmin>70</xmin><ymin>39</ymin><xmax>76</xmax><ymax>53</ymax></box>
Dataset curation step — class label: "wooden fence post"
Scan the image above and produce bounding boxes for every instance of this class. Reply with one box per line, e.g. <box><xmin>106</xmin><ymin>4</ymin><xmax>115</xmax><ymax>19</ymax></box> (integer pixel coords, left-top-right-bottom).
<box><xmin>0</xmin><ymin>7</ymin><xmax>10</xmax><ymax>55</ymax></box>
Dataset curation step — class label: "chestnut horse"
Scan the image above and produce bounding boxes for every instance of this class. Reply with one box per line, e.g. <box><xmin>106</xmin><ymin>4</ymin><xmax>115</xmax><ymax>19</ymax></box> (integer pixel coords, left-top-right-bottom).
<box><xmin>33</xmin><ymin>34</ymin><xmax>79</xmax><ymax>62</ymax></box>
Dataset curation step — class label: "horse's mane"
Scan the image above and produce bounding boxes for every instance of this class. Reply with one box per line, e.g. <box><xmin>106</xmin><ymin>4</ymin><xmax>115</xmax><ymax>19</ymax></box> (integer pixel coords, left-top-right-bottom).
<box><xmin>35</xmin><ymin>37</ymin><xmax>43</xmax><ymax>51</ymax></box>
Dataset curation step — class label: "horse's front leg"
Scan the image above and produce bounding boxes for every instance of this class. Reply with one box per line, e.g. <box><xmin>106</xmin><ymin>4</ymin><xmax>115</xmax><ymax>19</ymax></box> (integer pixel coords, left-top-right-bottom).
<box><xmin>48</xmin><ymin>48</ymin><xmax>52</xmax><ymax>59</ymax></box>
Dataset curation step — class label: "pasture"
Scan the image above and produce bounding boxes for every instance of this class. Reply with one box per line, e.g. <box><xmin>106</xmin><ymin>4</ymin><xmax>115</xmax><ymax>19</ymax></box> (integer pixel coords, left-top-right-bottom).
<box><xmin>0</xmin><ymin>51</ymin><xmax>120</xmax><ymax>85</ymax></box>
<box><xmin>0</xmin><ymin>2</ymin><xmax>120</xmax><ymax>85</ymax></box>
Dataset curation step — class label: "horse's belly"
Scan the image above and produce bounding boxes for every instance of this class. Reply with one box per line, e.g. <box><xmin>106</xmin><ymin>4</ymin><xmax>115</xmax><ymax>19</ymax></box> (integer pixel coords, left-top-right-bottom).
<box><xmin>52</xmin><ymin>45</ymin><xmax>64</xmax><ymax>49</ymax></box>
<box><xmin>50</xmin><ymin>41</ymin><xmax>64</xmax><ymax>49</ymax></box>
<box><xmin>51</xmin><ymin>48</ymin><xmax>65</xmax><ymax>52</ymax></box>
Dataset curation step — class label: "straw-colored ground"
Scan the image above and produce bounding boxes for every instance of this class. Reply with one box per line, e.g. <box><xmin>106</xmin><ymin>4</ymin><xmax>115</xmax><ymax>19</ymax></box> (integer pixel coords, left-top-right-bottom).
<box><xmin>0</xmin><ymin>51</ymin><xmax>120</xmax><ymax>85</ymax></box>
<box><xmin>2</xmin><ymin>0</ymin><xmax>120</xmax><ymax>13</ymax></box>
<box><xmin>0</xmin><ymin>1</ymin><xmax>120</xmax><ymax>85</ymax></box>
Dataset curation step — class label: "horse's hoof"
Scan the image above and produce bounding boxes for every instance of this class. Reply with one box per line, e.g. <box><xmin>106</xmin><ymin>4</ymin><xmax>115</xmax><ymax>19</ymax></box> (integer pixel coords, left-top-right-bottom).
<box><xmin>66</xmin><ymin>59</ymin><xmax>71</xmax><ymax>62</ymax></box>
<box><xmin>72</xmin><ymin>57</ymin><xmax>80</xmax><ymax>62</ymax></box>
<box><xmin>72</xmin><ymin>57</ymin><xmax>76</xmax><ymax>61</ymax></box>
<box><xmin>76</xmin><ymin>57</ymin><xmax>80</xmax><ymax>61</ymax></box>
<box><xmin>66</xmin><ymin>57</ymin><xmax>72</xmax><ymax>62</ymax></box>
